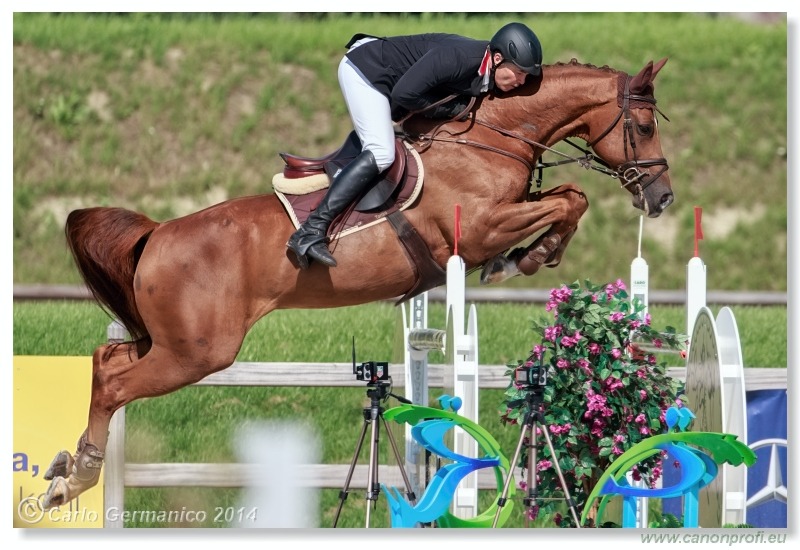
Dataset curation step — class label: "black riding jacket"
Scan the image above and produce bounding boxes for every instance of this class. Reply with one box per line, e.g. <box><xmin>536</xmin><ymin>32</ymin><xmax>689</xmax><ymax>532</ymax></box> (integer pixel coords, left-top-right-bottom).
<box><xmin>344</xmin><ymin>33</ymin><xmax>492</xmax><ymax>120</ymax></box>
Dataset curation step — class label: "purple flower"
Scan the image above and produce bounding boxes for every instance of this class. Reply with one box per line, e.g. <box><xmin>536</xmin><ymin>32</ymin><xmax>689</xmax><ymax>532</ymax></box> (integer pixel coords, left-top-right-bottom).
<box><xmin>590</xmin><ymin>418</ymin><xmax>606</xmax><ymax>437</ymax></box>
<box><xmin>609</xmin><ymin>311</ymin><xmax>625</xmax><ymax>323</ymax></box>
<box><xmin>550</xmin><ymin>423</ymin><xmax>572</xmax><ymax>435</ymax></box>
<box><xmin>611</xmin><ymin>348</ymin><xmax>622</xmax><ymax>359</ymax></box>
<box><xmin>549</xmin><ymin>285</ymin><xmax>573</xmax><ymax>303</ymax></box>
<box><xmin>556</xmin><ymin>358</ymin><xmax>570</xmax><ymax>369</ymax></box>
<box><xmin>588</xmin><ymin>342</ymin><xmax>602</xmax><ymax>355</ymax></box>
<box><xmin>544</xmin><ymin>324</ymin><xmax>563</xmax><ymax>342</ymax></box>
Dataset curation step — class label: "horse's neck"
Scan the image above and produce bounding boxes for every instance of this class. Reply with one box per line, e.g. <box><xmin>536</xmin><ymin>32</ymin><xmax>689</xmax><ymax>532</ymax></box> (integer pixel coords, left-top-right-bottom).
<box><xmin>481</xmin><ymin>65</ymin><xmax>619</xmax><ymax>146</ymax></box>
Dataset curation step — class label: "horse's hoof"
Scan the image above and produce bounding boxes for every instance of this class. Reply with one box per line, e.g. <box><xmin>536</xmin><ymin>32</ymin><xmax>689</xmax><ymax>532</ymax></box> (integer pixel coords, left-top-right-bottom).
<box><xmin>42</xmin><ymin>476</ymin><xmax>69</xmax><ymax>510</ymax></box>
<box><xmin>480</xmin><ymin>253</ymin><xmax>520</xmax><ymax>285</ymax></box>
<box><xmin>44</xmin><ymin>450</ymin><xmax>73</xmax><ymax>481</ymax></box>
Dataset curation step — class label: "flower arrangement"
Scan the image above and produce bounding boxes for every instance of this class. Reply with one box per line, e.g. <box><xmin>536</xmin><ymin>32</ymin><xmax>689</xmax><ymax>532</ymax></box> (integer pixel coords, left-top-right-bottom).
<box><xmin>498</xmin><ymin>279</ymin><xmax>687</xmax><ymax>527</ymax></box>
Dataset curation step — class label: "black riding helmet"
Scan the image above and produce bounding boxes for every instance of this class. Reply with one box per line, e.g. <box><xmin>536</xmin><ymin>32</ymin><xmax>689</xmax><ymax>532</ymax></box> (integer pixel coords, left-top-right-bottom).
<box><xmin>490</xmin><ymin>22</ymin><xmax>543</xmax><ymax>77</ymax></box>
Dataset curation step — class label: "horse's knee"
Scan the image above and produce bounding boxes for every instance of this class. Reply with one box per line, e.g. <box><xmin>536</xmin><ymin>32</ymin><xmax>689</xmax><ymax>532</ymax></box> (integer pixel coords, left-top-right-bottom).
<box><xmin>560</xmin><ymin>183</ymin><xmax>589</xmax><ymax>216</ymax></box>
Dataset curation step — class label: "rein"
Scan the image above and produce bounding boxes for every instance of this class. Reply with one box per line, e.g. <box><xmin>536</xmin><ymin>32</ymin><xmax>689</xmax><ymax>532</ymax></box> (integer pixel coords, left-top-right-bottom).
<box><xmin>406</xmin><ymin>76</ymin><xmax>669</xmax><ymax>194</ymax></box>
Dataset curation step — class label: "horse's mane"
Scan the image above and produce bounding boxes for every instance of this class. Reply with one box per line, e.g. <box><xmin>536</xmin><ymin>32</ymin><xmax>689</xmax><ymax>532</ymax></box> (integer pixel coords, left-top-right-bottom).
<box><xmin>548</xmin><ymin>58</ymin><xmax>623</xmax><ymax>76</ymax></box>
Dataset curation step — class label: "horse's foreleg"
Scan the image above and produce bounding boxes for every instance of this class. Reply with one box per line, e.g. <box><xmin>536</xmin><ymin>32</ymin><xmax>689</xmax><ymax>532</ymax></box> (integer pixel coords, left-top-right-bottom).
<box><xmin>480</xmin><ymin>184</ymin><xmax>588</xmax><ymax>284</ymax></box>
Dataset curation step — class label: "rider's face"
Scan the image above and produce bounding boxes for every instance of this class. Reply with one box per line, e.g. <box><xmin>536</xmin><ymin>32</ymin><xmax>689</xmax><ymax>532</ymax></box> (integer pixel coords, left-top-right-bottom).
<box><xmin>494</xmin><ymin>55</ymin><xmax>529</xmax><ymax>92</ymax></box>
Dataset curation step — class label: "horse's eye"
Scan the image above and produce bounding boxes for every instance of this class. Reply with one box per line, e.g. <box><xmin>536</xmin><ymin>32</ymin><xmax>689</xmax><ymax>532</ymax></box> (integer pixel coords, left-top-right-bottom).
<box><xmin>638</xmin><ymin>124</ymin><xmax>654</xmax><ymax>137</ymax></box>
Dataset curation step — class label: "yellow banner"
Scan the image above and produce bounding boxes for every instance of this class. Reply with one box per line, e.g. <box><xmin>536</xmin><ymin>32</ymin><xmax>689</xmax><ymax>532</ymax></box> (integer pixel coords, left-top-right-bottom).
<box><xmin>13</xmin><ymin>356</ymin><xmax>103</xmax><ymax>528</ymax></box>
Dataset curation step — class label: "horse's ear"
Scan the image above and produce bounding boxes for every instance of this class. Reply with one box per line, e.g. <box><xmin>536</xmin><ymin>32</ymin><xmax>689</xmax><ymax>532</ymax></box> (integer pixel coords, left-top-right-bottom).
<box><xmin>630</xmin><ymin>57</ymin><xmax>668</xmax><ymax>95</ymax></box>
<box><xmin>651</xmin><ymin>57</ymin><xmax>668</xmax><ymax>79</ymax></box>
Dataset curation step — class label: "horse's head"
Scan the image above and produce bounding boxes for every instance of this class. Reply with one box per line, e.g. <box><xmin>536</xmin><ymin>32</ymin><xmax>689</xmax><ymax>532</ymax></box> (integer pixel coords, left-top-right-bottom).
<box><xmin>586</xmin><ymin>58</ymin><xmax>674</xmax><ymax>218</ymax></box>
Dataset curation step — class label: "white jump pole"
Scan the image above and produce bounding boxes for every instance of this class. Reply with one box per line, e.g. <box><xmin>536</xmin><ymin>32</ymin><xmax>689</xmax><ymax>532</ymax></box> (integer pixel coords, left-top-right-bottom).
<box><xmin>686</xmin><ymin>206</ymin><xmax>707</xmax><ymax>342</ymax></box>
<box><xmin>401</xmin><ymin>204</ymin><xmax>479</xmax><ymax>520</ymax></box>
<box><xmin>402</xmin><ymin>291</ymin><xmax>430</xmax><ymax>503</ymax></box>
<box><xmin>630</xmin><ymin>215</ymin><xmax>649</xmax><ymax>320</ymax></box>
<box><xmin>628</xmin><ymin>216</ymin><xmax>650</xmax><ymax>527</ymax></box>
<box><xmin>447</xmin><ymin>204</ymin><xmax>479</xmax><ymax>518</ymax></box>
<box><xmin>683</xmin><ymin>205</ymin><xmax>748</xmax><ymax>526</ymax></box>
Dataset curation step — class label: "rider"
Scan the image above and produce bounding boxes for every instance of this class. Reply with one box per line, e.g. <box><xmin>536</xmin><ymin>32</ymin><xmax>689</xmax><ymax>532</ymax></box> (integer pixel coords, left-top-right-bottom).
<box><xmin>286</xmin><ymin>22</ymin><xmax>543</xmax><ymax>269</ymax></box>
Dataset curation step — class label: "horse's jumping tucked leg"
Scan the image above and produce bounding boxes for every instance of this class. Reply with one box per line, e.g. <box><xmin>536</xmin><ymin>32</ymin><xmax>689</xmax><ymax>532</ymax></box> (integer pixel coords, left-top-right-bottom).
<box><xmin>516</xmin><ymin>225</ymin><xmax>578</xmax><ymax>276</ymax></box>
<box><xmin>480</xmin><ymin>184</ymin><xmax>588</xmax><ymax>284</ymax></box>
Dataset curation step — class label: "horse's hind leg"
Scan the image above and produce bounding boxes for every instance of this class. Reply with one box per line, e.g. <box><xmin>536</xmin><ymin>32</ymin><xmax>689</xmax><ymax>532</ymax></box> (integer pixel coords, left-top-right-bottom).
<box><xmin>42</xmin><ymin>344</ymin><xmax>134</xmax><ymax>509</ymax></box>
<box><xmin>42</xmin><ymin>340</ymin><xmax>232</xmax><ymax>510</ymax></box>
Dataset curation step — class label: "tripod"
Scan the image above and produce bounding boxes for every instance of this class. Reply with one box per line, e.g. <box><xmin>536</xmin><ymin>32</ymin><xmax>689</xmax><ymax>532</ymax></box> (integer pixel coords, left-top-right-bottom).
<box><xmin>332</xmin><ymin>379</ymin><xmax>417</xmax><ymax>528</ymax></box>
<box><xmin>492</xmin><ymin>385</ymin><xmax>582</xmax><ymax>528</ymax></box>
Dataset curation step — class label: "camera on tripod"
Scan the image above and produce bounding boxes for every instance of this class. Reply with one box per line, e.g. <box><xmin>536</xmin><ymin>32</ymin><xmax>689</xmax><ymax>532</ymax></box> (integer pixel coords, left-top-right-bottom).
<box><xmin>354</xmin><ymin>361</ymin><xmax>390</xmax><ymax>382</ymax></box>
<box><xmin>514</xmin><ymin>362</ymin><xmax>547</xmax><ymax>387</ymax></box>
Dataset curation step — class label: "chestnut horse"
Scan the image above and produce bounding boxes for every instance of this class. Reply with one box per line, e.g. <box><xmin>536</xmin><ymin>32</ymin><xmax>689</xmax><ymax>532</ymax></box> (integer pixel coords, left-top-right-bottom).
<box><xmin>42</xmin><ymin>58</ymin><xmax>673</xmax><ymax>509</ymax></box>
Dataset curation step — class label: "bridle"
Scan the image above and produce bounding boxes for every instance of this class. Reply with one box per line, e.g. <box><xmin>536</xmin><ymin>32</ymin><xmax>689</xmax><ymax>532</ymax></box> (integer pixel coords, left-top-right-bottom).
<box><xmin>407</xmin><ymin>74</ymin><xmax>670</xmax><ymax>198</ymax></box>
<box><xmin>581</xmin><ymin>76</ymin><xmax>670</xmax><ymax>196</ymax></box>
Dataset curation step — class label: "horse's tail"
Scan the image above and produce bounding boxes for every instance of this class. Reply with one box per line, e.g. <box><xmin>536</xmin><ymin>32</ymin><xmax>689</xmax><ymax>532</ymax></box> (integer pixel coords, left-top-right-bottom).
<box><xmin>65</xmin><ymin>207</ymin><xmax>158</xmax><ymax>344</ymax></box>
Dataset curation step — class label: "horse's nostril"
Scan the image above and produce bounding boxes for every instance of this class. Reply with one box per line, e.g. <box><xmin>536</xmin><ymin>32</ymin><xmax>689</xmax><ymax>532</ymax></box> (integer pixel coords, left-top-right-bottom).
<box><xmin>661</xmin><ymin>193</ymin><xmax>674</xmax><ymax>210</ymax></box>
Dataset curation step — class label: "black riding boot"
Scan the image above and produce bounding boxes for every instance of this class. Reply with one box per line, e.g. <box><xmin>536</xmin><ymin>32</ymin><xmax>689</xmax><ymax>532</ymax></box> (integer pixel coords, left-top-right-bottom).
<box><xmin>286</xmin><ymin>150</ymin><xmax>380</xmax><ymax>269</ymax></box>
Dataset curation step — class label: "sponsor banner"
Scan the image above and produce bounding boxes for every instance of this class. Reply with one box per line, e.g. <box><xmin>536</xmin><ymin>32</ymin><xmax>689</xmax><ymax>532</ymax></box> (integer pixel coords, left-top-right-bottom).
<box><xmin>744</xmin><ymin>389</ymin><xmax>788</xmax><ymax>528</ymax></box>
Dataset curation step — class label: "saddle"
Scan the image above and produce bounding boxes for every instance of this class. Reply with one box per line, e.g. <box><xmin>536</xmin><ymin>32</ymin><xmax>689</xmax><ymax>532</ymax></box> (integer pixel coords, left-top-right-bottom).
<box><xmin>279</xmin><ymin>131</ymin><xmax>406</xmax><ymax>213</ymax></box>
<box><xmin>273</xmin><ymin>132</ymin><xmax>447</xmax><ymax>301</ymax></box>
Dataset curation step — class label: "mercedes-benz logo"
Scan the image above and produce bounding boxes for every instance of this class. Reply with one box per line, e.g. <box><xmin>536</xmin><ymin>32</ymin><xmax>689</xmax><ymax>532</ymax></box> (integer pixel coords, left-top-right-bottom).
<box><xmin>747</xmin><ymin>438</ymin><xmax>788</xmax><ymax>508</ymax></box>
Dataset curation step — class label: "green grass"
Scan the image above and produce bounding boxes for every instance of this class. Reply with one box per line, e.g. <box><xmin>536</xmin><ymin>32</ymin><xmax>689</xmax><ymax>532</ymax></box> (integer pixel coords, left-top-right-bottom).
<box><xmin>12</xmin><ymin>13</ymin><xmax>787</xmax><ymax>291</ymax></box>
<box><xmin>12</xmin><ymin>300</ymin><xmax>786</xmax><ymax>368</ymax></box>
<box><xmin>12</xmin><ymin>299</ymin><xmax>786</xmax><ymax>527</ymax></box>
